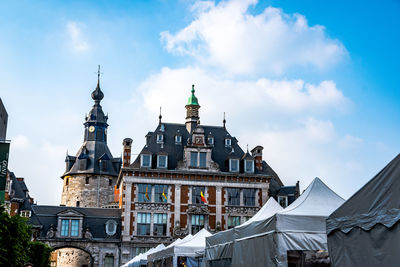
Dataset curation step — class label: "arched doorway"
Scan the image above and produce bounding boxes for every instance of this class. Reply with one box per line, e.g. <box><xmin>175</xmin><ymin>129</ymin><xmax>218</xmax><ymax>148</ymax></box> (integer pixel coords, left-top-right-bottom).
<box><xmin>51</xmin><ymin>246</ymin><xmax>94</xmax><ymax>267</ymax></box>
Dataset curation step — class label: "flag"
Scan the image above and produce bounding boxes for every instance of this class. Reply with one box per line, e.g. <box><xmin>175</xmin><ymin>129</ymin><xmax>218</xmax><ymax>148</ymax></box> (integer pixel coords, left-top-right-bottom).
<box><xmin>200</xmin><ymin>191</ymin><xmax>207</xmax><ymax>203</ymax></box>
<box><xmin>145</xmin><ymin>186</ymin><xmax>150</xmax><ymax>201</ymax></box>
<box><xmin>162</xmin><ymin>187</ymin><xmax>167</xmax><ymax>201</ymax></box>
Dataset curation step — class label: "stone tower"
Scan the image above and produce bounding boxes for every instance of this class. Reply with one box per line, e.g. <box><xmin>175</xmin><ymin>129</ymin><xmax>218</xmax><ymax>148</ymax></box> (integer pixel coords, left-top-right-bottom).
<box><xmin>61</xmin><ymin>71</ymin><xmax>121</xmax><ymax>208</ymax></box>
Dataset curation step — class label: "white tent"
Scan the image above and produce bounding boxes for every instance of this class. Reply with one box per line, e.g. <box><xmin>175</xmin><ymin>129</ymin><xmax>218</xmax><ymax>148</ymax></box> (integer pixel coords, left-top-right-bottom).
<box><xmin>205</xmin><ymin>197</ymin><xmax>283</xmax><ymax>265</ymax></box>
<box><xmin>147</xmin><ymin>235</ymin><xmax>192</xmax><ymax>267</ymax></box>
<box><xmin>230</xmin><ymin>177</ymin><xmax>344</xmax><ymax>267</ymax></box>
<box><xmin>148</xmin><ymin>229</ymin><xmax>211</xmax><ymax>267</ymax></box>
<box><xmin>122</xmin><ymin>244</ymin><xmax>165</xmax><ymax>267</ymax></box>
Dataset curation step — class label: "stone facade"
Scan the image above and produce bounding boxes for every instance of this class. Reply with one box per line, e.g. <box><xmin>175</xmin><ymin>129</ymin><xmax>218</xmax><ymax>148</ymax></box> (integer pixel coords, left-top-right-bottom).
<box><xmin>55</xmin><ymin>248</ymin><xmax>91</xmax><ymax>267</ymax></box>
<box><xmin>61</xmin><ymin>174</ymin><xmax>117</xmax><ymax>208</ymax></box>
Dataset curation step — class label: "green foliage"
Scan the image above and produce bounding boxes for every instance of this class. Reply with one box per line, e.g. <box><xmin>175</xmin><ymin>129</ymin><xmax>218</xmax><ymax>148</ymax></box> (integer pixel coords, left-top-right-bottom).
<box><xmin>0</xmin><ymin>206</ymin><xmax>51</xmax><ymax>267</ymax></box>
<box><xmin>27</xmin><ymin>241</ymin><xmax>52</xmax><ymax>267</ymax></box>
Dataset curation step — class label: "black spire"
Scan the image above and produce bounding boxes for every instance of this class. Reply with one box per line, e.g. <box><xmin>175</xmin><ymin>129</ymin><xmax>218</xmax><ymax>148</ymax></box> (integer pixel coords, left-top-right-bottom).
<box><xmin>223</xmin><ymin>112</ymin><xmax>226</xmax><ymax>128</ymax></box>
<box><xmin>91</xmin><ymin>65</ymin><xmax>104</xmax><ymax>104</ymax></box>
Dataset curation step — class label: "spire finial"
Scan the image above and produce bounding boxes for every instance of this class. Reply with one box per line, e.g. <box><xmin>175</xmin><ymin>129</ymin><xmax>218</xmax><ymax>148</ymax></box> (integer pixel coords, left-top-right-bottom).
<box><xmin>223</xmin><ymin>112</ymin><xmax>226</xmax><ymax>128</ymax></box>
<box><xmin>192</xmin><ymin>84</ymin><xmax>195</xmax><ymax>94</ymax></box>
<box><xmin>91</xmin><ymin>65</ymin><xmax>104</xmax><ymax>103</ymax></box>
<box><xmin>186</xmin><ymin>84</ymin><xmax>199</xmax><ymax>106</ymax></box>
<box><xmin>247</xmin><ymin>144</ymin><xmax>249</xmax><ymax>153</ymax></box>
<box><xmin>159</xmin><ymin>106</ymin><xmax>162</xmax><ymax>124</ymax></box>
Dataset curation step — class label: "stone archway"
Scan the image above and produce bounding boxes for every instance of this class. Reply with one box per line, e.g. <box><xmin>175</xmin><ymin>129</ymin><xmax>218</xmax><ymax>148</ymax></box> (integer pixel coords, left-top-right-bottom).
<box><xmin>47</xmin><ymin>242</ymin><xmax>99</xmax><ymax>267</ymax></box>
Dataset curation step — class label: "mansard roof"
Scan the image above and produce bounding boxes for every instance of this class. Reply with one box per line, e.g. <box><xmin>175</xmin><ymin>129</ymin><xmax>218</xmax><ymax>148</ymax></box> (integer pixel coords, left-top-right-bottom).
<box><xmin>8</xmin><ymin>171</ymin><xmax>32</xmax><ymax>211</ymax></box>
<box><xmin>129</xmin><ymin>122</ymin><xmax>281</xmax><ymax>181</ymax></box>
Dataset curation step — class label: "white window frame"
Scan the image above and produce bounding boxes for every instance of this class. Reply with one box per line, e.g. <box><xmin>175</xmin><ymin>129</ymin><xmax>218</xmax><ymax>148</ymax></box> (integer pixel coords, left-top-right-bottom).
<box><xmin>278</xmin><ymin>195</ymin><xmax>289</xmax><ymax>208</ymax></box>
<box><xmin>244</xmin><ymin>160</ymin><xmax>254</xmax><ymax>173</ymax></box>
<box><xmin>225</xmin><ymin>138</ymin><xmax>231</xmax><ymax>147</ymax></box>
<box><xmin>157</xmin><ymin>134</ymin><xmax>164</xmax><ymax>143</ymax></box>
<box><xmin>175</xmin><ymin>135</ymin><xmax>182</xmax><ymax>144</ymax></box>
<box><xmin>229</xmin><ymin>159</ymin><xmax>239</xmax><ymax>172</ymax></box>
<box><xmin>141</xmin><ymin>154</ymin><xmax>152</xmax><ymax>168</ymax></box>
<box><xmin>157</xmin><ymin>155</ymin><xmax>168</xmax><ymax>169</ymax></box>
<box><xmin>20</xmin><ymin>210</ymin><xmax>31</xmax><ymax>217</ymax></box>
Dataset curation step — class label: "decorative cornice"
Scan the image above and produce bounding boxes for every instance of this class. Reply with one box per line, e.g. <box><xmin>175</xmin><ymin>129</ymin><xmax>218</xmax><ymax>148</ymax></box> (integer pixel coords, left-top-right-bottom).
<box><xmin>226</xmin><ymin>206</ymin><xmax>259</xmax><ymax>216</ymax></box>
<box><xmin>135</xmin><ymin>202</ymin><xmax>171</xmax><ymax>212</ymax></box>
<box><xmin>187</xmin><ymin>204</ymin><xmax>209</xmax><ymax>215</ymax></box>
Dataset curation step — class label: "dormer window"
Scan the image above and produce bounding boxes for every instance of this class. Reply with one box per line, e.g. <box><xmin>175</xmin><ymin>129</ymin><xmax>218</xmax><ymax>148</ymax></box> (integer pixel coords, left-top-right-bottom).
<box><xmin>208</xmin><ymin>137</ymin><xmax>214</xmax><ymax>145</ymax></box>
<box><xmin>225</xmin><ymin>138</ymin><xmax>231</xmax><ymax>147</ymax></box>
<box><xmin>61</xmin><ymin>219</ymin><xmax>79</xmax><ymax>237</ymax></box>
<box><xmin>175</xmin><ymin>135</ymin><xmax>182</xmax><ymax>144</ymax></box>
<box><xmin>157</xmin><ymin>155</ymin><xmax>168</xmax><ymax>169</ymax></box>
<box><xmin>141</xmin><ymin>154</ymin><xmax>152</xmax><ymax>168</ymax></box>
<box><xmin>157</xmin><ymin>134</ymin><xmax>164</xmax><ymax>143</ymax></box>
<box><xmin>229</xmin><ymin>159</ymin><xmax>239</xmax><ymax>172</ymax></box>
<box><xmin>190</xmin><ymin>152</ymin><xmax>207</xmax><ymax>168</ymax></box>
<box><xmin>244</xmin><ymin>160</ymin><xmax>254</xmax><ymax>173</ymax></box>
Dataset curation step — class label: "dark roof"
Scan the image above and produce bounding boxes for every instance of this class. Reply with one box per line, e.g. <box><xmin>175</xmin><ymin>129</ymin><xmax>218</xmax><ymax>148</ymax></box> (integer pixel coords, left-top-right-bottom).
<box><xmin>129</xmin><ymin>122</ymin><xmax>281</xmax><ymax>181</ymax></box>
<box><xmin>9</xmin><ymin>172</ymin><xmax>32</xmax><ymax>211</ymax></box>
<box><xmin>29</xmin><ymin>205</ymin><xmax>121</xmax><ymax>240</ymax></box>
<box><xmin>277</xmin><ymin>186</ymin><xmax>296</xmax><ymax>195</ymax></box>
<box><xmin>63</xmin><ymin>141</ymin><xmax>121</xmax><ymax>178</ymax></box>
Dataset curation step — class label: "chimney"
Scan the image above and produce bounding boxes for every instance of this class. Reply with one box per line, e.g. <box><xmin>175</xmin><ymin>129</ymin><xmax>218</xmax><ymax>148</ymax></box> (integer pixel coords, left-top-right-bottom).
<box><xmin>122</xmin><ymin>138</ymin><xmax>133</xmax><ymax>168</ymax></box>
<box><xmin>295</xmin><ymin>181</ymin><xmax>300</xmax><ymax>198</ymax></box>
<box><xmin>251</xmin><ymin>146</ymin><xmax>264</xmax><ymax>171</ymax></box>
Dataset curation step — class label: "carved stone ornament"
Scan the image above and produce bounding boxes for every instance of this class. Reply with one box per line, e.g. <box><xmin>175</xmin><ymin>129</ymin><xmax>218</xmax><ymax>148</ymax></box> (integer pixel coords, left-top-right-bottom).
<box><xmin>226</xmin><ymin>206</ymin><xmax>259</xmax><ymax>216</ymax></box>
<box><xmin>84</xmin><ymin>227</ymin><xmax>93</xmax><ymax>240</ymax></box>
<box><xmin>187</xmin><ymin>204</ymin><xmax>209</xmax><ymax>215</ymax></box>
<box><xmin>136</xmin><ymin>202</ymin><xmax>170</xmax><ymax>212</ymax></box>
<box><xmin>46</xmin><ymin>224</ymin><xmax>56</xmax><ymax>239</ymax></box>
<box><xmin>131</xmin><ymin>236</ymin><xmax>170</xmax><ymax>243</ymax></box>
<box><xmin>173</xmin><ymin>220</ymin><xmax>189</xmax><ymax>238</ymax></box>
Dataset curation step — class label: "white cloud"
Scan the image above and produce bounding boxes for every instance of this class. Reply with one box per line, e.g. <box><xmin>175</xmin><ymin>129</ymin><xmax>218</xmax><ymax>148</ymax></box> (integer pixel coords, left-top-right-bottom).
<box><xmin>10</xmin><ymin>135</ymin><xmax>29</xmax><ymax>150</ymax></box>
<box><xmin>67</xmin><ymin>21</ymin><xmax>89</xmax><ymax>52</ymax></box>
<box><xmin>161</xmin><ymin>0</ymin><xmax>346</xmax><ymax>75</ymax></box>
<box><xmin>139</xmin><ymin>67</ymin><xmax>348</xmax><ymax>125</ymax></box>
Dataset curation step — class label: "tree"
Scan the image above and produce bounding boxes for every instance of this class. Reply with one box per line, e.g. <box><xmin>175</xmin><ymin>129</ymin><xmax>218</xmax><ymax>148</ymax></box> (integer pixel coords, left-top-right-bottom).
<box><xmin>0</xmin><ymin>206</ymin><xmax>51</xmax><ymax>267</ymax></box>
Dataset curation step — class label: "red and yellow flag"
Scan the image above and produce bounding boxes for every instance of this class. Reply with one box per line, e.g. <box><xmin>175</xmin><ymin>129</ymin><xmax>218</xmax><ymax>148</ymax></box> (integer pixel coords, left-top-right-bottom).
<box><xmin>200</xmin><ymin>191</ymin><xmax>207</xmax><ymax>203</ymax></box>
<box><xmin>145</xmin><ymin>186</ymin><xmax>150</xmax><ymax>201</ymax></box>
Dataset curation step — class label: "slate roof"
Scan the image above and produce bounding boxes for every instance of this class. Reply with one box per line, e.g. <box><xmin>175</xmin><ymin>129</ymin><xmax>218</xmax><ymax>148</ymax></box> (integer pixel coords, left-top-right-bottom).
<box><xmin>63</xmin><ymin>141</ymin><xmax>121</xmax><ymax>178</ymax></box>
<box><xmin>29</xmin><ymin>205</ymin><xmax>121</xmax><ymax>240</ymax></box>
<box><xmin>129</xmin><ymin>122</ymin><xmax>281</xmax><ymax>182</ymax></box>
<box><xmin>8</xmin><ymin>171</ymin><xmax>32</xmax><ymax>211</ymax></box>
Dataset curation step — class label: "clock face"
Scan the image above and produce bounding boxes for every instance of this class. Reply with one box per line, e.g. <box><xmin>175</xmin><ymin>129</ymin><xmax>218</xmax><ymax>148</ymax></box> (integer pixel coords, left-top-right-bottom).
<box><xmin>89</xmin><ymin>126</ymin><xmax>95</xmax><ymax>133</ymax></box>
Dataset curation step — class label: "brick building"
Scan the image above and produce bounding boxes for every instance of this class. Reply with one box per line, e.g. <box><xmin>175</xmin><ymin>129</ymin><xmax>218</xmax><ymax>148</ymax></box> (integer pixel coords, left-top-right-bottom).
<box><xmin>117</xmin><ymin>85</ymin><xmax>293</xmax><ymax>264</ymax></box>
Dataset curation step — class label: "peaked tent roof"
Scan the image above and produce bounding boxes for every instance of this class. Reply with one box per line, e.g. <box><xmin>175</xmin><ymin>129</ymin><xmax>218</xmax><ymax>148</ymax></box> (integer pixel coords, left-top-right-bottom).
<box><xmin>280</xmin><ymin>177</ymin><xmax>344</xmax><ymax>217</ymax></box>
<box><xmin>147</xmin><ymin>235</ymin><xmax>193</xmax><ymax>262</ymax></box>
<box><xmin>327</xmin><ymin>153</ymin><xmax>400</xmax><ymax>234</ymax></box>
<box><xmin>239</xmin><ymin>197</ymin><xmax>283</xmax><ymax>228</ymax></box>
<box><xmin>123</xmin><ymin>244</ymin><xmax>165</xmax><ymax>267</ymax></box>
<box><xmin>174</xmin><ymin>229</ymin><xmax>212</xmax><ymax>256</ymax></box>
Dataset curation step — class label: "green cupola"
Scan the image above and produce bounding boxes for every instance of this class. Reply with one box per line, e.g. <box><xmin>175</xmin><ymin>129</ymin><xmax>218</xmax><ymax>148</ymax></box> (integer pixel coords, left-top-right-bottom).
<box><xmin>187</xmin><ymin>84</ymin><xmax>199</xmax><ymax>106</ymax></box>
<box><xmin>185</xmin><ymin>84</ymin><xmax>200</xmax><ymax>133</ymax></box>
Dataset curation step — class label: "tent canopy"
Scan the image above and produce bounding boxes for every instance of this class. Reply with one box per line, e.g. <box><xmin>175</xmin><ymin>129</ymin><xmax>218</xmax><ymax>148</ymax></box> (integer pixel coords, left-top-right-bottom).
<box><xmin>327</xmin><ymin>154</ymin><xmax>400</xmax><ymax>234</ymax></box>
<box><xmin>123</xmin><ymin>244</ymin><xmax>165</xmax><ymax>267</ymax></box>
<box><xmin>327</xmin><ymin>154</ymin><xmax>400</xmax><ymax>267</ymax></box>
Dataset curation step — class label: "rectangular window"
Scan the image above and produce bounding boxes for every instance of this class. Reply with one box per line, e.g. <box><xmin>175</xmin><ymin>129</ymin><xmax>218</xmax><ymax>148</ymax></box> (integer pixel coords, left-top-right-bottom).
<box><xmin>157</xmin><ymin>155</ymin><xmax>168</xmax><ymax>168</ymax></box>
<box><xmin>153</xmin><ymin>213</ymin><xmax>167</xmax><ymax>236</ymax></box>
<box><xmin>245</xmin><ymin>160</ymin><xmax>254</xmax><ymax>173</ymax></box>
<box><xmin>278</xmin><ymin>196</ymin><xmax>288</xmax><ymax>208</ymax></box>
<box><xmin>225</xmin><ymin>138</ymin><xmax>231</xmax><ymax>147</ymax></box>
<box><xmin>229</xmin><ymin>159</ymin><xmax>239</xmax><ymax>172</ymax></box>
<box><xmin>175</xmin><ymin>135</ymin><xmax>182</xmax><ymax>144</ymax></box>
<box><xmin>157</xmin><ymin>134</ymin><xmax>163</xmax><ymax>143</ymax></box>
<box><xmin>61</xmin><ymin>219</ymin><xmax>69</xmax><ymax>236</ymax></box>
<box><xmin>243</xmin><ymin>189</ymin><xmax>256</xmax><ymax>206</ymax></box>
<box><xmin>192</xmin><ymin>186</ymin><xmax>205</xmax><ymax>204</ymax></box>
<box><xmin>154</xmin><ymin>184</ymin><xmax>168</xmax><ymax>203</ymax></box>
<box><xmin>191</xmin><ymin>214</ymin><xmax>205</xmax><ymax>234</ymax></box>
<box><xmin>190</xmin><ymin>152</ymin><xmax>198</xmax><ymax>167</ymax></box>
<box><xmin>104</xmin><ymin>256</ymin><xmax>114</xmax><ymax>267</ymax></box>
<box><xmin>137</xmin><ymin>213</ymin><xmax>151</xmax><ymax>236</ymax></box>
<box><xmin>135</xmin><ymin>247</ymin><xmax>150</xmax><ymax>256</ymax></box>
<box><xmin>208</xmin><ymin>137</ymin><xmax>214</xmax><ymax>145</ymax></box>
<box><xmin>138</xmin><ymin>184</ymin><xmax>152</xmax><ymax>202</ymax></box>
<box><xmin>70</xmin><ymin>219</ymin><xmax>79</xmax><ymax>237</ymax></box>
<box><xmin>228</xmin><ymin>216</ymin><xmax>241</xmax><ymax>229</ymax></box>
<box><xmin>141</xmin><ymin>154</ymin><xmax>151</xmax><ymax>168</ymax></box>
<box><xmin>199</xmin><ymin>152</ymin><xmax>206</xmax><ymax>168</ymax></box>
<box><xmin>227</xmin><ymin>188</ymin><xmax>240</xmax><ymax>205</ymax></box>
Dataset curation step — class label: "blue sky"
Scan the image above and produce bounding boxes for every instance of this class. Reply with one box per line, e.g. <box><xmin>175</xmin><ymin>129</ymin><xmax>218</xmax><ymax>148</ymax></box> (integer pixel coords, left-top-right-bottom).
<box><xmin>1</xmin><ymin>0</ymin><xmax>399</xmax><ymax>204</ymax></box>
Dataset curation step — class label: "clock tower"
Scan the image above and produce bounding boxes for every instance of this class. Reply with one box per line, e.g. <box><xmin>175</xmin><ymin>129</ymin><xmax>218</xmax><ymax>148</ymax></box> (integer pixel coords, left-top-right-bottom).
<box><xmin>61</xmin><ymin>70</ymin><xmax>121</xmax><ymax>208</ymax></box>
